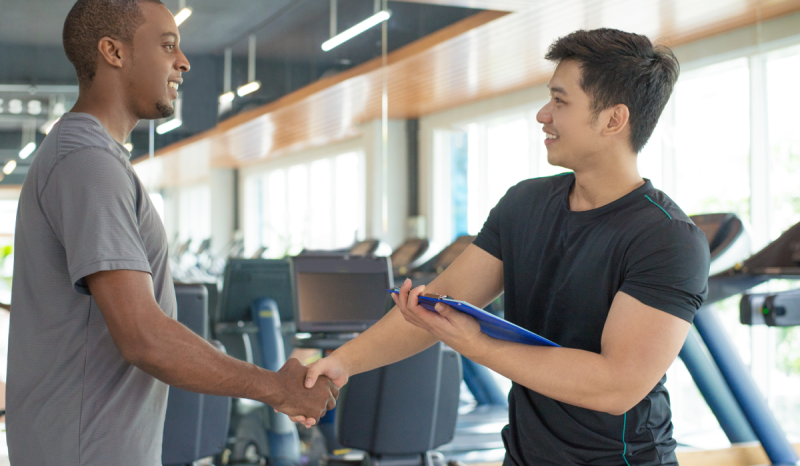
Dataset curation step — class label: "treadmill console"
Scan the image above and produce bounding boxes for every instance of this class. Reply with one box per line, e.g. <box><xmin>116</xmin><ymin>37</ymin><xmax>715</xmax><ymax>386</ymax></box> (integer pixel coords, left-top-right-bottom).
<box><xmin>741</xmin><ymin>289</ymin><xmax>800</xmax><ymax>326</ymax></box>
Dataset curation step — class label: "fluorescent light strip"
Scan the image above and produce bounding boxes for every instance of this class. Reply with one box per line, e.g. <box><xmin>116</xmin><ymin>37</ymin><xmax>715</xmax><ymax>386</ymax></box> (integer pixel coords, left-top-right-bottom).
<box><xmin>237</xmin><ymin>81</ymin><xmax>261</xmax><ymax>97</ymax></box>
<box><xmin>219</xmin><ymin>91</ymin><xmax>235</xmax><ymax>104</ymax></box>
<box><xmin>19</xmin><ymin>142</ymin><xmax>36</xmax><ymax>159</ymax></box>
<box><xmin>174</xmin><ymin>8</ymin><xmax>192</xmax><ymax>26</ymax></box>
<box><xmin>322</xmin><ymin>10</ymin><xmax>391</xmax><ymax>52</ymax></box>
<box><xmin>156</xmin><ymin>119</ymin><xmax>182</xmax><ymax>134</ymax></box>
<box><xmin>3</xmin><ymin>160</ymin><xmax>17</xmax><ymax>175</ymax></box>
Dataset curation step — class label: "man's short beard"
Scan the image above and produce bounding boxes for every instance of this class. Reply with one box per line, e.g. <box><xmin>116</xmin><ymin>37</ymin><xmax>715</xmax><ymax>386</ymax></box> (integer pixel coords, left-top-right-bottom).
<box><xmin>156</xmin><ymin>101</ymin><xmax>174</xmax><ymax>119</ymax></box>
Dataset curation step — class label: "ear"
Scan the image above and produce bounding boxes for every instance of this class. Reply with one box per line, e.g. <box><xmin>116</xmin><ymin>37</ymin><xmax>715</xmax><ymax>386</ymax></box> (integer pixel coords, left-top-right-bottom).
<box><xmin>601</xmin><ymin>104</ymin><xmax>630</xmax><ymax>137</ymax></box>
<box><xmin>97</xmin><ymin>37</ymin><xmax>127</xmax><ymax>70</ymax></box>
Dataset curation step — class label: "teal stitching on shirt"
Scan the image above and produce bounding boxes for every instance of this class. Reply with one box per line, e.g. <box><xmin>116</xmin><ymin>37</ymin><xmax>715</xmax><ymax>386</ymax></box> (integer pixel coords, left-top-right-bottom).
<box><xmin>622</xmin><ymin>412</ymin><xmax>632</xmax><ymax>466</ymax></box>
<box><xmin>644</xmin><ymin>194</ymin><xmax>672</xmax><ymax>220</ymax></box>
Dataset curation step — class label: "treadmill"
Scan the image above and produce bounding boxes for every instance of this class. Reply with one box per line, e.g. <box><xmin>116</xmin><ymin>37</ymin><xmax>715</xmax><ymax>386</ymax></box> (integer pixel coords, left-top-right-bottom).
<box><xmin>678</xmin><ymin>214</ymin><xmax>800</xmax><ymax>465</ymax></box>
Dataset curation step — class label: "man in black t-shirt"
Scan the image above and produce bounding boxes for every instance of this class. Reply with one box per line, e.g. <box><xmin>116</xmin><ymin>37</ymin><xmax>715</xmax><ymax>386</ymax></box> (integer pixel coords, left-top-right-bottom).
<box><xmin>302</xmin><ymin>29</ymin><xmax>710</xmax><ymax>465</ymax></box>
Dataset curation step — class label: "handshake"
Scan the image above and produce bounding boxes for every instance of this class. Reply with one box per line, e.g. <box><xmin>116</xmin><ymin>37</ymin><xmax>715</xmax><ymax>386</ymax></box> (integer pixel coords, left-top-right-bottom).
<box><xmin>267</xmin><ymin>357</ymin><xmax>345</xmax><ymax>427</ymax></box>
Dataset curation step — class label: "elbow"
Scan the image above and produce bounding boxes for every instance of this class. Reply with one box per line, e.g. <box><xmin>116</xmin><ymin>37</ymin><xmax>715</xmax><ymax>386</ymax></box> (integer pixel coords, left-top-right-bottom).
<box><xmin>117</xmin><ymin>332</ymin><xmax>157</xmax><ymax>368</ymax></box>
<box><xmin>596</xmin><ymin>391</ymin><xmax>644</xmax><ymax>416</ymax></box>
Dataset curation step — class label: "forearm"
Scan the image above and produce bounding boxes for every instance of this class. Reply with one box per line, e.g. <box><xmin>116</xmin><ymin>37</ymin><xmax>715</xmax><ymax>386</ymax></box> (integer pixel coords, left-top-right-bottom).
<box><xmin>466</xmin><ymin>336</ymin><xmax>636</xmax><ymax>415</ymax></box>
<box><xmin>130</xmin><ymin>312</ymin><xmax>280</xmax><ymax>404</ymax></box>
<box><xmin>333</xmin><ymin>306</ymin><xmax>439</xmax><ymax>376</ymax></box>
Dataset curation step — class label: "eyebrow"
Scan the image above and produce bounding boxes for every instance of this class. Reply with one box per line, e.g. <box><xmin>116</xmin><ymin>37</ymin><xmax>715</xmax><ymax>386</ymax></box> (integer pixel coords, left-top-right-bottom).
<box><xmin>547</xmin><ymin>85</ymin><xmax>568</xmax><ymax>95</ymax></box>
<box><xmin>161</xmin><ymin>33</ymin><xmax>178</xmax><ymax>40</ymax></box>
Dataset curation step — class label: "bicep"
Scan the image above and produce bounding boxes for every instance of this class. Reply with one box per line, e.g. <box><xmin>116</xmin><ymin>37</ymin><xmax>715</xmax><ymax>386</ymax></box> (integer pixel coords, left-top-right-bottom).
<box><xmin>601</xmin><ymin>291</ymin><xmax>690</xmax><ymax>397</ymax></box>
<box><xmin>424</xmin><ymin>244</ymin><xmax>504</xmax><ymax>308</ymax></box>
<box><xmin>85</xmin><ymin>270</ymin><xmax>164</xmax><ymax>358</ymax></box>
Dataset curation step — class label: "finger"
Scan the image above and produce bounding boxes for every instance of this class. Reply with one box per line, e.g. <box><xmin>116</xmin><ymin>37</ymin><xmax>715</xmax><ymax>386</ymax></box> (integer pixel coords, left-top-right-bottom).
<box><xmin>407</xmin><ymin>285</ymin><xmax>426</xmax><ymax>311</ymax></box>
<box><xmin>330</xmin><ymin>381</ymin><xmax>340</xmax><ymax>398</ymax></box>
<box><xmin>327</xmin><ymin>394</ymin><xmax>336</xmax><ymax>411</ymax></box>
<box><xmin>290</xmin><ymin>415</ymin><xmax>306</xmax><ymax>423</ymax></box>
<box><xmin>398</xmin><ymin>281</ymin><xmax>410</xmax><ymax>313</ymax></box>
<box><xmin>304</xmin><ymin>361</ymin><xmax>324</xmax><ymax>388</ymax></box>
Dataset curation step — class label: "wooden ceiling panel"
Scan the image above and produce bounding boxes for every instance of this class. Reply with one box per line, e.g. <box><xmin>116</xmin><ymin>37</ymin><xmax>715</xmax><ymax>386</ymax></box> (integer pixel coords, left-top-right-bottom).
<box><xmin>143</xmin><ymin>0</ymin><xmax>800</xmax><ymax>179</ymax></box>
<box><xmin>391</xmin><ymin>0</ymin><xmax>535</xmax><ymax>11</ymax></box>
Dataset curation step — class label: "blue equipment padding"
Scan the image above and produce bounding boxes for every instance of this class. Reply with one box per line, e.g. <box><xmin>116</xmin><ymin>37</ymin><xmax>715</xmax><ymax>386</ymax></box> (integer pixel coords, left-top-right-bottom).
<box><xmin>694</xmin><ymin>306</ymin><xmax>799</xmax><ymax>465</ymax></box>
<box><xmin>678</xmin><ymin>327</ymin><xmax>756</xmax><ymax>443</ymax></box>
<box><xmin>462</xmin><ymin>358</ymin><xmax>508</xmax><ymax>408</ymax></box>
<box><xmin>251</xmin><ymin>297</ymin><xmax>300</xmax><ymax>465</ymax></box>
<box><xmin>253</xmin><ymin>298</ymin><xmax>286</xmax><ymax>372</ymax></box>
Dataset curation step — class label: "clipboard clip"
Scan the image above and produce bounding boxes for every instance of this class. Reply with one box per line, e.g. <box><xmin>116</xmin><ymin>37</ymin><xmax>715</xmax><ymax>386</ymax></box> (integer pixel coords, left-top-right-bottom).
<box><xmin>388</xmin><ymin>288</ymin><xmax>454</xmax><ymax>301</ymax></box>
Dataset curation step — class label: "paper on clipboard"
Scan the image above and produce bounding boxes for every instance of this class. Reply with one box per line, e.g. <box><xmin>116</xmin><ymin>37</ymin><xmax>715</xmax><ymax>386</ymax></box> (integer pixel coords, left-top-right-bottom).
<box><xmin>388</xmin><ymin>289</ymin><xmax>560</xmax><ymax>347</ymax></box>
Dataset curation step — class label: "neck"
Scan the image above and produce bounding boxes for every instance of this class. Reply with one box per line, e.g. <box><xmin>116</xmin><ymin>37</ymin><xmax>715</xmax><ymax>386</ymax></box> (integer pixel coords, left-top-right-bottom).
<box><xmin>569</xmin><ymin>153</ymin><xmax>644</xmax><ymax>212</ymax></box>
<box><xmin>70</xmin><ymin>81</ymin><xmax>139</xmax><ymax>144</ymax></box>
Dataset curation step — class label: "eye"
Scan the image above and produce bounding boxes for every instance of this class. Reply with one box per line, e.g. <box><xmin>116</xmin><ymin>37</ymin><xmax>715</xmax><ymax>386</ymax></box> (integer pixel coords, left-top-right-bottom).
<box><xmin>164</xmin><ymin>44</ymin><xmax>175</xmax><ymax>51</ymax></box>
<box><xmin>554</xmin><ymin>97</ymin><xmax>564</xmax><ymax>104</ymax></box>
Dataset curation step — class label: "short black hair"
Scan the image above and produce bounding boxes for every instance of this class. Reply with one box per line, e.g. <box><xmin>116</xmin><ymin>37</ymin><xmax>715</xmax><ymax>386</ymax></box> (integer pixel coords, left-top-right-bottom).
<box><xmin>63</xmin><ymin>0</ymin><xmax>164</xmax><ymax>85</ymax></box>
<box><xmin>545</xmin><ymin>28</ymin><xmax>679</xmax><ymax>153</ymax></box>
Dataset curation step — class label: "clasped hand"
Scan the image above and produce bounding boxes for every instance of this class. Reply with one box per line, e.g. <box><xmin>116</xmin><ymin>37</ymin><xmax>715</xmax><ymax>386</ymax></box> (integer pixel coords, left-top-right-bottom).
<box><xmin>270</xmin><ymin>358</ymin><xmax>338</xmax><ymax>427</ymax></box>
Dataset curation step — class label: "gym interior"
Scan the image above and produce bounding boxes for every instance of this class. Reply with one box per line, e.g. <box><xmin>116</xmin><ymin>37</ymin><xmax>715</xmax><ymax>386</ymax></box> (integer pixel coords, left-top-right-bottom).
<box><xmin>1</xmin><ymin>0</ymin><xmax>800</xmax><ymax>465</ymax></box>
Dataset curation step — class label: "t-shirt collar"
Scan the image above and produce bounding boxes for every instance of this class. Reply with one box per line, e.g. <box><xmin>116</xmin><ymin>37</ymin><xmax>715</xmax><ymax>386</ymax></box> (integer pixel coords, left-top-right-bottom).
<box><xmin>563</xmin><ymin>173</ymin><xmax>654</xmax><ymax>220</ymax></box>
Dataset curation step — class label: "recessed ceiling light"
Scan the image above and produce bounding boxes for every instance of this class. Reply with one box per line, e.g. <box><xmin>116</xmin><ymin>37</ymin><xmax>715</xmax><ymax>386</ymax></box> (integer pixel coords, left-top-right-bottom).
<box><xmin>19</xmin><ymin>142</ymin><xmax>36</xmax><ymax>159</ymax></box>
<box><xmin>237</xmin><ymin>81</ymin><xmax>261</xmax><ymax>97</ymax></box>
<box><xmin>322</xmin><ymin>10</ymin><xmax>391</xmax><ymax>52</ymax></box>
<box><xmin>156</xmin><ymin>119</ymin><xmax>182</xmax><ymax>134</ymax></box>
<box><xmin>174</xmin><ymin>7</ymin><xmax>192</xmax><ymax>26</ymax></box>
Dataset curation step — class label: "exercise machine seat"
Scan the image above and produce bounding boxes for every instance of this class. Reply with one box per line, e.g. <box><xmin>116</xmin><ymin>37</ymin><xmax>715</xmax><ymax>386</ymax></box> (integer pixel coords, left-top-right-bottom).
<box><xmin>162</xmin><ymin>284</ymin><xmax>231</xmax><ymax>466</ymax></box>
<box><xmin>690</xmin><ymin>213</ymin><xmax>750</xmax><ymax>275</ymax></box>
<box><xmin>335</xmin><ymin>342</ymin><xmax>461</xmax><ymax>462</ymax></box>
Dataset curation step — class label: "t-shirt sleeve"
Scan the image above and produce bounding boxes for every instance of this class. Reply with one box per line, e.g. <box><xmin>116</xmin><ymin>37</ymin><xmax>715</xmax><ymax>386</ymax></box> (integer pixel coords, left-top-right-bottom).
<box><xmin>620</xmin><ymin>220</ymin><xmax>710</xmax><ymax>323</ymax></box>
<box><xmin>473</xmin><ymin>190</ymin><xmax>508</xmax><ymax>261</ymax></box>
<box><xmin>41</xmin><ymin>148</ymin><xmax>151</xmax><ymax>295</ymax></box>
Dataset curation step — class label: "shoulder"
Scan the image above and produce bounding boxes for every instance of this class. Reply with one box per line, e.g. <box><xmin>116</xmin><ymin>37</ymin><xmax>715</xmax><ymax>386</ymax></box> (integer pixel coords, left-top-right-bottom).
<box><xmin>627</xmin><ymin>188</ymin><xmax>709</xmax><ymax>263</ymax></box>
<box><xmin>41</xmin><ymin>115</ymin><xmax>134</xmax><ymax>193</ymax></box>
<box><xmin>55</xmin><ymin>113</ymin><xmax>124</xmax><ymax>160</ymax></box>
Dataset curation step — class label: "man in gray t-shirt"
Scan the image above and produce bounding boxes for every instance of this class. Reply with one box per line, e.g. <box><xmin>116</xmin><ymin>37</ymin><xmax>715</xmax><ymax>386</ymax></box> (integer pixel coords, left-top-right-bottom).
<box><xmin>8</xmin><ymin>1</ymin><xmax>336</xmax><ymax>464</ymax></box>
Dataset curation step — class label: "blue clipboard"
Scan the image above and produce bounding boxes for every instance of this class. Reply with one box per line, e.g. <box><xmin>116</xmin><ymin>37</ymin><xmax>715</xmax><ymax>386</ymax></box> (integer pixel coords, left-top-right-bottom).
<box><xmin>388</xmin><ymin>289</ymin><xmax>560</xmax><ymax>347</ymax></box>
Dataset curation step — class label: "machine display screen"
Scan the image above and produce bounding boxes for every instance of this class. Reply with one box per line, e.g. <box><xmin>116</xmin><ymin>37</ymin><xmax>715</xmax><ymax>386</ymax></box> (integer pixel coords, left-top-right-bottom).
<box><xmin>293</xmin><ymin>256</ymin><xmax>393</xmax><ymax>333</ymax></box>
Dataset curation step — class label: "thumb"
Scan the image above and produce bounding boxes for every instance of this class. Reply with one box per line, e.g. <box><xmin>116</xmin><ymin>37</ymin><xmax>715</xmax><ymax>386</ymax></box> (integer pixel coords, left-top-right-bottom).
<box><xmin>304</xmin><ymin>360</ymin><xmax>324</xmax><ymax>388</ymax></box>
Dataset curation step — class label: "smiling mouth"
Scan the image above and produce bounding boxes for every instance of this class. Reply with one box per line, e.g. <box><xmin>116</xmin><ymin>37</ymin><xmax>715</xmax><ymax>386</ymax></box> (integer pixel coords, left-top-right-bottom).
<box><xmin>545</xmin><ymin>133</ymin><xmax>558</xmax><ymax>140</ymax></box>
<box><xmin>168</xmin><ymin>82</ymin><xmax>180</xmax><ymax>91</ymax></box>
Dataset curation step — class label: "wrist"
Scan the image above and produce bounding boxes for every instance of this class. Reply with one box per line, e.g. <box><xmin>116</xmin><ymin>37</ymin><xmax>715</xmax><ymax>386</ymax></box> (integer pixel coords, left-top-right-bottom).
<box><xmin>457</xmin><ymin>332</ymin><xmax>493</xmax><ymax>362</ymax></box>
<box><xmin>328</xmin><ymin>349</ymin><xmax>354</xmax><ymax>381</ymax></box>
<box><xmin>255</xmin><ymin>366</ymin><xmax>286</xmax><ymax>407</ymax></box>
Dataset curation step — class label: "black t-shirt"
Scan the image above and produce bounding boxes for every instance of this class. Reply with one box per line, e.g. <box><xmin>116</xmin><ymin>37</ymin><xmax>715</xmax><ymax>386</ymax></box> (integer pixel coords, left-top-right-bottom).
<box><xmin>473</xmin><ymin>173</ymin><xmax>710</xmax><ymax>466</ymax></box>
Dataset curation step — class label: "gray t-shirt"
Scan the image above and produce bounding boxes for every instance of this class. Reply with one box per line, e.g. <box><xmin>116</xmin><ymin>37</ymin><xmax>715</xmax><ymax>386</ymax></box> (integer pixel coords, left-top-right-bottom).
<box><xmin>8</xmin><ymin>112</ymin><xmax>176</xmax><ymax>465</ymax></box>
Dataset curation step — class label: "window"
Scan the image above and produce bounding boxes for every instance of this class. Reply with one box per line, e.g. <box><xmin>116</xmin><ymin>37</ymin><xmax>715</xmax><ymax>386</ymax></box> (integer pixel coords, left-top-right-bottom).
<box><xmin>243</xmin><ymin>151</ymin><xmax>366</xmax><ymax>258</ymax></box>
<box><xmin>672</xmin><ymin>58</ymin><xmax>751</xmax><ymax>221</ymax></box>
<box><xmin>433</xmin><ymin>105</ymin><xmax>570</xmax><ymax>245</ymax></box>
<box><xmin>176</xmin><ymin>184</ymin><xmax>211</xmax><ymax>247</ymax></box>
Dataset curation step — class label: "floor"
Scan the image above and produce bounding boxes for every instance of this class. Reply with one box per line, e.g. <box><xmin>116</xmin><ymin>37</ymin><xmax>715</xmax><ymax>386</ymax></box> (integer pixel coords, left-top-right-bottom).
<box><xmin>0</xmin><ymin>423</ymin><xmax>8</xmax><ymax>465</ymax></box>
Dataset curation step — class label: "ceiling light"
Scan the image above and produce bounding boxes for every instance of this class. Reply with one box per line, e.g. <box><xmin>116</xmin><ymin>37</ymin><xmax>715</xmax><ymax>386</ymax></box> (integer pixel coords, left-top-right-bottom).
<box><xmin>28</xmin><ymin>100</ymin><xmax>42</xmax><ymax>115</ymax></box>
<box><xmin>156</xmin><ymin>119</ymin><xmax>182</xmax><ymax>134</ymax></box>
<box><xmin>237</xmin><ymin>81</ymin><xmax>261</xmax><ymax>97</ymax></box>
<box><xmin>3</xmin><ymin>160</ymin><xmax>17</xmax><ymax>175</ymax></box>
<box><xmin>219</xmin><ymin>92</ymin><xmax>235</xmax><ymax>104</ymax></box>
<box><xmin>124</xmin><ymin>143</ymin><xmax>133</xmax><ymax>152</ymax></box>
<box><xmin>174</xmin><ymin>7</ymin><xmax>192</xmax><ymax>26</ymax></box>
<box><xmin>19</xmin><ymin>142</ymin><xmax>36</xmax><ymax>159</ymax></box>
<box><xmin>322</xmin><ymin>10</ymin><xmax>391</xmax><ymax>52</ymax></box>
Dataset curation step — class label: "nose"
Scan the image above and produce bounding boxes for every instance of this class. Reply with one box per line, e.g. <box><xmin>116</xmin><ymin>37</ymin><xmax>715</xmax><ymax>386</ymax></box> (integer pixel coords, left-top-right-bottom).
<box><xmin>536</xmin><ymin>103</ymin><xmax>551</xmax><ymax>125</ymax></box>
<box><xmin>175</xmin><ymin>47</ymin><xmax>190</xmax><ymax>73</ymax></box>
